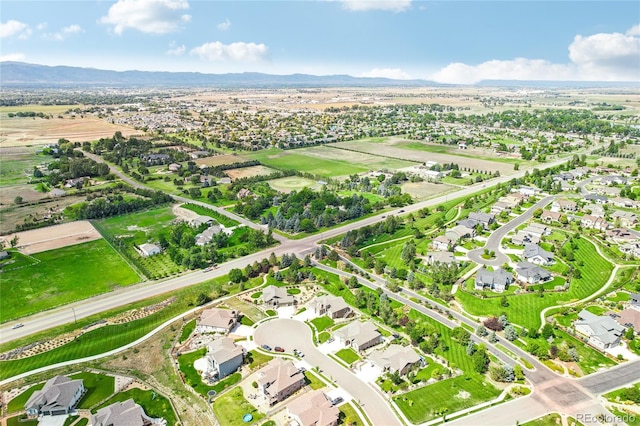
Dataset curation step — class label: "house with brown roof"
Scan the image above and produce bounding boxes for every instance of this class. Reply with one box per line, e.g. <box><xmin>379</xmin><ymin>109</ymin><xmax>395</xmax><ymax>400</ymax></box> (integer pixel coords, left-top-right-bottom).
<box><xmin>287</xmin><ymin>390</ymin><xmax>340</xmax><ymax>426</ymax></box>
<box><xmin>25</xmin><ymin>375</ymin><xmax>85</xmax><ymax>416</ymax></box>
<box><xmin>611</xmin><ymin>211</ymin><xmax>638</xmax><ymax>228</ymax></box>
<box><xmin>581</xmin><ymin>215</ymin><xmax>609</xmax><ymax>231</ymax></box>
<box><xmin>333</xmin><ymin>321</ymin><xmax>383</xmax><ymax>352</ymax></box>
<box><xmin>257</xmin><ymin>358</ymin><xmax>306</xmax><ymax>406</ymax></box>
<box><xmin>197</xmin><ymin>308</ymin><xmax>238</xmax><ymax>333</ymax></box>
<box><xmin>90</xmin><ymin>399</ymin><xmax>158</xmax><ymax>426</ymax></box>
<box><xmin>551</xmin><ymin>199</ymin><xmax>577</xmax><ymax>213</ymax></box>
<box><xmin>369</xmin><ymin>344</ymin><xmax>423</xmax><ymax>376</ymax></box>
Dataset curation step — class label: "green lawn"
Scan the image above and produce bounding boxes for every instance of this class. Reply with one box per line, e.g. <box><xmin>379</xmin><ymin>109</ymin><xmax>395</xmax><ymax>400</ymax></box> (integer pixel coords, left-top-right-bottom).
<box><xmin>6</xmin><ymin>415</ymin><xmax>38</xmax><ymax>426</ymax></box>
<box><xmin>393</xmin><ymin>375</ymin><xmax>501</xmax><ymax>424</ymax></box>
<box><xmin>95</xmin><ymin>388</ymin><xmax>178</xmax><ymax>426</ymax></box>
<box><xmin>1</xmin><ymin>239</ymin><xmax>140</xmax><ymax>322</ymax></box>
<box><xmin>177</xmin><ymin>348</ymin><xmax>241</xmax><ymax>397</ymax></box>
<box><xmin>94</xmin><ymin>206</ymin><xmax>176</xmax><ymax>244</ymax></box>
<box><xmin>73</xmin><ymin>371</ymin><xmax>116</xmax><ymax>409</ymax></box>
<box><xmin>304</xmin><ymin>371</ymin><xmax>326</xmax><ymax>390</ymax></box>
<box><xmin>212</xmin><ymin>387</ymin><xmax>264</xmax><ymax>426</ymax></box>
<box><xmin>318</xmin><ymin>332</ymin><xmax>331</xmax><ymax>343</ymax></box>
<box><xmin>246</xmin><ymin>350</ymin><xmax>272</xmax><ymax>370</ymax></box>
<box><xmin>603</xmin><ymin>381</ymin><xmax>640</xmax><ymax>403</ymax></box>
<box><xmin>179</xmin><ymin>320</ymin><xmax>196</xmax><ymax>344</ymax></box>
<box><xmin>311</xmin><ymin>316</ymin><xmax>335</xmax><ymax>332</ymax></box>
<box><xmin>339</xmin><ymin>403</ymin><xmax>364</xmax><ymax>426</ymax></box>
<box><xmin>523</xmin><ymin>413</ymin><xmax>562</xmax><ymax>426</ymax></box>
<box><xmin>6</xmin><ymin>382</ymin><xmax>45</xmax><ymax>413</ymax></box>
<box><xmin>335</xmin><ymin>348</ymin><xmax>361</xmax><ymax>365</ymax></box>
<box><xmin>457</xmin><ymin>237</ymin><xmax>613</xmax><ymax>330</ymax></box>
<box><xmin>0</xmin><ymin>147</ymin><xmax>53</xmax><ymax>186</ymax></box>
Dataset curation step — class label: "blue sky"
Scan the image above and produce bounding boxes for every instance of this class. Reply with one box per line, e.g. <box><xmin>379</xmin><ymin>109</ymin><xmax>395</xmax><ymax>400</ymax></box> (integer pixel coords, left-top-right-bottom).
<box><xmin>1</xmin><ymin>0</ymin><xmax>638</xmax><ymax>83</ymax></box>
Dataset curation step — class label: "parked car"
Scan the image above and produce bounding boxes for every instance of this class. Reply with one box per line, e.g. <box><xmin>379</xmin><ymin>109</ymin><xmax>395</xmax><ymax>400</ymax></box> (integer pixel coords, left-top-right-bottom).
<box><xmin>261</xmin><ymin>344</ymin><xmax>272</xmax><ymax>351</ymax></box>
<box><xmin>274</xmin><ymin>346</ymin><xmax>285</xmax><ymax>352</ymax></box>
<box><xmin>294</xmin><ymin>349</ymin><xmax>304</xmax><ymax>357</ymax></box>
<box><xmin>331</xmin><ymin>396</ymin><xmax>344</xmax><ymax>405</ymax></box>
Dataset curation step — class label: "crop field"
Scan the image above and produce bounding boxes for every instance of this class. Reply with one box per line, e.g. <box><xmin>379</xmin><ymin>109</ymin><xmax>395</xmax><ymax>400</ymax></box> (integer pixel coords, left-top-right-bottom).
<box><xmin>267</xmin><ymin>176</ymin><xmax>321</xmax><ymax>193</ymax></box>
<box><xmin>247</xmin><ymin>146</ymin><xmax>419</xmax><ymax>177</ymax></box>
<box><xmin>225</xmin><ymin>165</ymin><xmax>277</xmax><ymax>180</ymax></box>
<box><xmin>194</xmin><ymin>153</ymin><xmax>252</xmax><ymax>167</ymax></box>
<box><xmin>0</xmin><ymin>239</ymin><xmax>140</xmax><ymax>322</ymax></box>
<box><xmin>456</xmin><ymin>237</ymin><xmax>613</xmax><ymax>330</ymax></box>
<box><xmin>0</xmin><ymin>114</ymin><xmax>138</xmax><ymax>147</ymax></box>
<box><xmin>330</xmin><ymin>140</ymin><xmax>518</xmax><ymax>175</ymax></box>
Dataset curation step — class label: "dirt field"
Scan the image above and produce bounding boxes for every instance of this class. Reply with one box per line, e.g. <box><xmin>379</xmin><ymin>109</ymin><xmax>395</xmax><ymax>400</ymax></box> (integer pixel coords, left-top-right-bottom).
<box><xmin>0</xmin><ymin>185</ymin><xmax>49</xmax><ymax>206</ymax></box>
<box><xmin>331</xmin><ymin>140</ymin><xmax>516</xmax><ymax>175</ymax></box>
<box><xmin>0</xmin><ymin>195</ymin><xmax>86</xmax><ymax>235</ymax></box>
<box><xmin>401</xmin><ymin>181</ymin><xmax>457</xmax><ymax>201</ymax></box>
<box><xmin>0</xmin><ymin>116</ymin><xmax>139</xmax><ymax>147</ymax></box>
<box><xmin>225</xmin><ymin>165</ymin><xmax>277</xmax><ymax>180</ymax></box>
<box><xmin>194</xmin><ymin>153</ymin><xmax>251</xmax><ymax>167</ymax></box>
<box><xmin>1</xmin><ymin>220</ymin><xmax>102</xmax><ymax>254</ymax></box>
<box><xmin>267</xmin><ymin>176</ymin><xmax>321</xmax><ymax>193</ymax></box>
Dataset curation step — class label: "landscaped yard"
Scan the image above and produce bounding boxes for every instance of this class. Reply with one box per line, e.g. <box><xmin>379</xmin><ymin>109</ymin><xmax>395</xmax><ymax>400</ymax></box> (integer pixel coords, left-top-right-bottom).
<box><xmin>179</xmin><ymin>320</ymin><xmax>196</xmax><ymax>344</ymax></box>
<box><xmin>304</xmin><ymin>371</ymin><xmax>326</xmax><ymax>390</ymax></box>
<box><xmin>212</xmin><ymin>387</ymin><xmax>264</xmax><ymax>426</ymax></box>
<box><xmin>73</xmin><ymin>371</ymin><xmax>116</xmax><ymax>409</ymax></box>
<box><xmin>246</xmin><ymin>350</ymin><xmax>272</xmax><ymax>370</ymax></box>
<box><xmin>311</xmin><ymin>316</ymin><xmax>335</xmax><ymax>332</ymax></box>
<box><xmin>0</xmin><ymin>239</ymin><xmax>140</xmax><ymax>322</ymax></box>
<box><xmin>335</xmin><ymin>348</ymin><xmax>361</xmax><ymax>365</ymax></box>
<box><xmin>522</xmin><ymin>413</ymin><xmax>562</xmax><ymax>426</ymax></box>
<box><xmin>94</xmin><ymin>388</ymin><xmax>177</xmax><ymax>426</ymax></box>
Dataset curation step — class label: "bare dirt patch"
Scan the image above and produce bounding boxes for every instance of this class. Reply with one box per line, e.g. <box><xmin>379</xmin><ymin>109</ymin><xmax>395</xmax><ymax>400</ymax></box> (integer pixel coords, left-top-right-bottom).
<box><xmin>172</xmin><ymin>204</ymin><xmax>200</xmax><ymax>222</ymax></box>
<box><xmin>401</xmin><ymin>181</ymin><xmax>456</xmax><ymax>201</ymax></box>
<box><xmin>0</xmin><ymin>185</ymin><xmax>49</xmax><ymax>205</ymax></box>
<box><xmin>194</xmin><ymin>153</ymin><xmax>251</xmax><ymax>167</ymax></box>
<box><xmin>225</xmin><ymin>165</ymin><xmax>277</xmax><ymax>180</ymax></box>
<box><xmin>0</xmin><ymin>195</ymin><xmax>85</xmax><ymax>235</ymax></box>
<box><xmin>1</xmin><ymin>220</ymin><xmax>102</xmax><ymax>254</ymax></box>
<box><xmin>0</xmin><ymin>116</ymin><xmax>139</xmax><ymax>147</ymax></box>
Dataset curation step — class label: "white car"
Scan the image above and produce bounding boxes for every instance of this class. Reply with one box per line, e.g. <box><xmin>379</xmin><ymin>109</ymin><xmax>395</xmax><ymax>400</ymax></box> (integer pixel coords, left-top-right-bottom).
<box><xmin>12</xmin><ymin>323</ymin><xmax>24</xmax><ymax>329</ymax></box>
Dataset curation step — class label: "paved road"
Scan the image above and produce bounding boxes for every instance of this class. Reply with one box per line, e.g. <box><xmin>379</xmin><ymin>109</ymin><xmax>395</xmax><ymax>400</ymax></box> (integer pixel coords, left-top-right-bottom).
<box><xmin>254</xmin><ymin>319</ymin><xmax>400</xmax><ymax>426</ymax></box>
<box><xmin>467</xmin><ymin>195</ymin><xmax>555</xmax><ymax>267</ymax></box>
<box><xmin>576</xmin><ymin>176</ymin><xmax>597</xmax><ymax>195</ymax></box>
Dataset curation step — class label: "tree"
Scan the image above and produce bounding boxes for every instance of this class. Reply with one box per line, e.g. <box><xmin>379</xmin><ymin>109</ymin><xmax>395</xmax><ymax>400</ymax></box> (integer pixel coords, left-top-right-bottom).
<box><xmin>625</xmin><ymin>326</ymin><xmax>635</xmax><ymax>340</ymax></box>
<box><xmin>195</xmin><ymin>292</ymin><xmax>211</xmax><ymax>306</ymax></box>
<box><xmin>466</xmin><ymin>340</ymin><xmax>476</xmax><ymax>355</ymax></box>
<box><xmin>476</xmin><ymin>325</ymin><xmax>488</xmax><ymax>337</ymax></box>
<box><xmin>541</xmin><ymin>323</ymin><xmax>555</xmax><ymax>340</ymax></box>
<box><xmin>532</xmin><ymin>208</ymin><xmax>542</xmax><ymax>218</ymax></box>
<box><xmin>488</xmin><ymin>331</ymin><xmax>498</xmax><ymax>343</ymax></box>
<box><xmin>10</xmin><ymin>235</ymin><xmax>19</xmax><ymax>248</ymax></box>
<box><xmin>401</xmin><ymin>241</ymin><xmax>416</xmax><ymax>264</ymax></box>
<box><xmin>514</xmin><ymin>163</ymin><xmax>520</xmax><ymax>171</ymax></box>
<box><xmin>500</xmin><ymin>295</ymin><xmax>509</xmax><ymax>307</ymax></box>
<box><xmin>484</xmin><ymin>316</ymin><xmax>504</xmax><ymax>331</ymax></box>
<box><xmin>504</xmin><ymin>325</ymin><xmax>518</xmax><ymax>341</ymax></box>
<box><xmin>229</xmin><ymin>268</ymin><xmax>244</xmax><ymax>283</ymax></box>
<box><xmin>14</xmin><ymin>196</ymin><xmax>23</xmax><ymax>205</ymax></box>
<box><xmin>472</xmin><ymin>348</ymin><xmax>489</xmax><ymax>374</ymax></box>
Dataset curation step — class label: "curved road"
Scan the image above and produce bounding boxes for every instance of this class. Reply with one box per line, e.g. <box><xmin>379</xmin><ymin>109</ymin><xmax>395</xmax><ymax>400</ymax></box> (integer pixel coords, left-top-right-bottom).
<box><xmin>467</xmin><ymin>195</ymin><xmax>555</xmax><ymax>267</ymax></box>
<box><xmin>254</xmin><ymin>318</ymin><xmax>400</xmax><ymax>426</ymax></box>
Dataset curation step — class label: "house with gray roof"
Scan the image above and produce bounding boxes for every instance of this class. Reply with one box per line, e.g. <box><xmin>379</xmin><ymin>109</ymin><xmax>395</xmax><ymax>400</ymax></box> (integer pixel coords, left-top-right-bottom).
<box><xmin>369</xmin><ymin>344</ymin><xmax>423</xmax><ymax>376</ymax></box>
<box><xmin>262</xmin><ymin>285</ymin><xmax>295</xmax><ymax>308</ymax></box>
<box><xmin>190</xmin><ymin>215</ymin><xmax>214</xmax><ymax>228</ymax></box>
<box><xmin>257</xmin><ymin>358</ymin><xmax>306</xmax><ymax>406</ymax></box>
<box><xmin>195</xmin><ymin>225</ymin><xmax>223</xmax><ymax>246</ymax></box>
<box><xmin>584</xmin><ymin>193</ymin><xmax>608</xmax><ymax>204</ymax></box>
<box><xmin>611</xmin><ymin>211</ymin><xmax>638</xmax><ymax>228</ymax></box>
<box><xmin>309</xmin><ymin>296</ymin><xmax>352</xmax><ymax>319</ymax></box>
<box><xmin>574</xmin><ymin>309</ymin><xmax>625</xmax><ymax>350</ymax></box>
<box><xmin>206</xmin><ymin>337</ymin><xmax>244</xmax><ymax>380</ymax></box>
<box><xmin>523</xmin><ymin>244</ymin><xmax>555</xmax><ymax>266</ymax></box>
<box><xmin>468</xmin><ymin>211</ymin><xmax>496</xmax><ymax>229</ymax></box>
<box><xmin>515</xmin><ymin>261</ymin><xmax>552</xmax><ymax>285</ymax></box>
<box><xmin>431</xmin><ymin>235</ymin><xmax>453</xmax><ymax>251</ymax></box>
<box><xmin>90</xmin><ymin>399</ymin><xmax>157</xmax><ymax>426</ymax></box>
<box><xmin>474</xmin><ymin>268</ymin><xmax>513</xmax><ymax>292</ymax></box>
<box><xmin>333</xmin><ymin>321</ymin><xmax>383</xmax><ymax>352</ymax></box>
<box><xmin>445</xmin><ymin>225</ymin><xmax>475</xmax><ymax>243</ymax></box>
<box><xmin>25</xmin><ymin>375</ymin><xmax>85</xmax><ymax>416</ymax></box>
<box><xmin>287</xmin><ymin>390</ymin><xmax>340</xmax><ymax>426</ymax></box>
<box><xmin>138</xmin><ymin>243</ymin><xmax>161</xmax><ymax>257</ymax></box>
<box><xmin>423</xmin><ymin>252</ymin><xmax>457</xmax><ymax>265</ymax></box>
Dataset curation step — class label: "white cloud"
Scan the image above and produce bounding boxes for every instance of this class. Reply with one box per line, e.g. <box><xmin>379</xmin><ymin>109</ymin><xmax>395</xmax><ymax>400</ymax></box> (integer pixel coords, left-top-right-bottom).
<box><xmin>37</xmin><ymin>22</ymin><xmax>48</xmax><ymax>31</ymax></box>
<box><xmin>431</xmin><ymin>25</ymin><xmax>640</xmax><ymax>84</ymax></box>
<box><xmin>1</xmin><ymin>20</ymin><xmax>32</xmax><ymax>39</ymax></box>
<box><xmin>99</xmin><ymin>0</ymin><xmax>191</xmax><ymax>35</ymax></box>
<box><xmin>338</xmin><ymin>0</ymin><xmax>411</xmax><ymax>12</ymax></box>
<box><xmin>361</xmin><ymin>68</ymin><xmax>411</xmax><ymax>80</ymax></box>
<box><xmin>46</xmin><ymin>24</ymin><xmax>84</xmax><ymax>41</ymax></box>
<box><xmin>166</xmin><ymin>41</ymin><xmax>185</xmax><ymax>55</ymax></box>
<box><xmin>217</xmin><ymin>18</ymin><xmax>231</xmax><ymax>31</ymax></box>
<box><xmin>626</xmin><ymin>24</ymin><xmax>640</xmax><ymax>36</ymax></box>
<box><xmin>190</xmin><ymin>41</ymin><xmax>269</xmax><ymax>62</ymax></box>
<box><xmin>0</xmin><ymin>52</ymin><xmax>26</xmax><ymax>62</ymax></box>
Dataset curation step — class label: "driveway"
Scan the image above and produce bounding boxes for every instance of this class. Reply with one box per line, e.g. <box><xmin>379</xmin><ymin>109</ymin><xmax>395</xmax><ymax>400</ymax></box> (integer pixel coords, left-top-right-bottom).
<box><xmin>254</xmin><ymin>318</ymin><xmax>401</xmax><ymax>426</ymax></box>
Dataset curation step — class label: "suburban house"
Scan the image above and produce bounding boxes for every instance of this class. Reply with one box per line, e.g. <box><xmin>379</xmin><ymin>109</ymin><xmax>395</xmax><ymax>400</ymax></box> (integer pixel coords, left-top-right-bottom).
<box><xmin>90</xmin><ymin>399</ymin><xmax>157</xmax><ymax>426</ymax></box>
<box><xmin>237</xmin><ymin>188</ymin><xmax>255</xmax><ymax>199</ymax></box>
<box><xmin>516</xmin><ymin>186</ymin><xmax>537</xmax><ymax>197</ymax></box>
<box><xmin>195</xmin><ymin>225</ymin><xmax>226</xmax><ymax>246</ymax></box>
<box><xmin>584</xmin><ymin>204</ymin><xmax>606</xmax><ymax>218</ymax></box>
<box><xmin>333</xmin><ymin>321</ymin><xmax>383</xmax><ymax>352</ymax></box>
<box><xmin>206</xmin><ymin>337</ymin><xmax>244</xmax><ymax>380</ymax></box>
<box><xmin>309</xmin><ymin>295</ymin><xmax>352</xmax><ymax>319</ymax></box>
<box><xmin>262</xmin><ymin>285</ymin><xmax>295</xmax><ymax>308</ymax></box>
<box><xmin>219</xmin><ymin>177</ymin><xmax>232</xmax><ymax>184</ymax></box>
<box><xmin>600</xmin><ymin>175</ymin><xmax>627</xmax><ymax>186</ymax></box>
<box><xmin>498</xmin><ymin>194</ymin><xmax>524</xmax><ymax>208</ymax></box>
<box><xmin>474</xmin><ymin>268</ymin><xmax>513</xmax><ymax>292</ymax></box>
<box><xmin>423</xmin><ymin>252</ymin><xmax>457</xmax><ymax>265</ymax></box>
<box><xmin>257</xmin><ymin>358</ymin><xmax>306</xmax><ymax>406</ymax></box>
<box><xmin>515</xmin><ymin>261</ymin><xmax>552</xmax><ymax>285</ymax></box>
<box><xmin>551</xmin><ymin>199</ymin><xmax>578</xmax><ymax>213</ymax></box>
<box><xmin>584</xmin><ymin>193</ymin><xmax>608</xmax><ymax>204</ymax></box>
<box><xmin>431</xmin><ymin>235</ymin><xmax>453</xmax><ymax>251</ymax></box>
<box><xmin>25</xmin><ymin>375</ymin><xmax>85</xmax><ymax>416</ymax></box>
<box><xmin>142</xmin><ymin>153</ymin><xmax>170</xmax><ymax>164</ymax></box>
<box><xmin>138</xmin><ymin>243</ymin><xmax>161</xmax><ymax>257</ymax></box>
<box><xmin>581</xmin><ymin>215</ymin><xmax>609</xmax><ymax>231</ymax></box>
<box><xmin>540</xmin><ymin>210</ymin><xmax>562</xmax><ymax>224</ymax></box>
<box><xmin>197</xmin><ymin>308</ymin><xmax>238</xmax><ymax>333</ymax></box>
<box><xmin>606</xmin><ymin>229</ymin><xmax>640</xmax><ymax>244</ymax></box>
<box><xmin>369</xmin><ymin>344</ymin><xmax>423</xmax><ymax>376</ymax></box>
<box><xmin>168</xmin><ymin>163</ymin><xmax>182</xmax><ymax>172</ymax></box>
<box><xmin>619</xmin><ymin>242</ymin><xmax>640</xmax><ymax>258</ymax></box>
<box><xmin>611</xmin><ymin>211</ymin><xmax>638</xmax><ymax>228</ymax></box>
<box><xmin>468</xmin><ymin>212</ymin><xmax>496</xmax><ymax>229</ymax></box>
<box><xmin>445</xmin><ymin>225</ymin><xmax>475</xmax><ymax>243</ymax></box>
<box><xmin>612</xmin><ymin>309</ymin><xmax>640</xmax><ymax>335</ymax></box>
<box><xmin>512</xmin><ymin>230</ymin><xmax>540</xmax><ymax>246</ymax></box>
<box><xmin>190</xmin><ymin>215</ymin><xmax>214</xmax><ymax>228</ymax></box>
<box><xmin>491</xmin><ymin>201</ymin><xmax>512</xmax><ymax>215</ymax></box>
<box><xmin>523</xmin><ymin>244</ymin><xmax>555</xmax><ymax>266</ymax></box>
<box><xmin>610</xmin><ymin>197</ymin><xmax>639</xmax><ymax>209</ymax></box>
<box><xmin>574</xmin><ymin>309</ymin><xmax>625</xmax><ymax>350</ymax></box>
<box><xmin>286</xmin><ymin>390</ymin><xmax>340</xmax><ymax>426</ymax></box>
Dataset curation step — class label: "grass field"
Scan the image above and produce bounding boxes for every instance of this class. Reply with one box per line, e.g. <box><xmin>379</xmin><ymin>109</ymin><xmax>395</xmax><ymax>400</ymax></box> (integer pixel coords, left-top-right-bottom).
<box><xmin>0</xmin><ymin>239</ymin><xmax>140</xmax><ymax>322</ymax></box>
<box><xmin>212</xmin><ymin>387</ymin><xmax>264</xmax><ymax>426</ymax></box>
<box><xmin>179</xmin><ymin>320</ymin><xmax>196</xmax><ymax>344</ymax></box>
<box><xmin>95</xmin><ymin>387</ymin><xmax>178</xmax><ymax>426</ymax></box>
<box><xmin>177</xmin><ymin>348</ymin><xmax>242</xmax><ymax>397</ymax></box>
<box><xmin>267</xmin><ymin>176</ymin><xmax>321</xmax><ymax>193</ymax></box>
<box><xmin>94</xmin><ymin>207</ymin><xmax>176</xmax><ymax>245</ymax></box>
<box><xmin>310</xmin><ymin>316</ymin><xmax>335</xmax><ymax>332</ymax></box>
<box><xmin>393</xmin><ymin>375</ymin><xmax>501</xmax><ymax>424</ymax></box>
<box><xmin>335</xmin><ymin>348</ymin><xmax>361</xmax><ymax>365</ymax></box>
<box><xmin>603</xmin><ymin>381</ymin><xmax>640</xmax><ymax>403</ymax></box>
<box><xmin>456</xmin><ymin>237</ymin><xmax>613</xmax><ymax>330</ymax></box>
<box><xmin>246</xmin><ymin>350</ymin><xmax>272</xmax><ymax>370</ymax></box>
<box><xmin>247</xmin><ymin>146</ymin><xmax>418</xmax><ymax>177</ymax></box>
<box><xmin>73</xmin><ymin>371</ymin><xmax>116</xmax><ymax>409</ymax></box>
<box><xmin>0</xmin><ymin>147</ymin><xmax>53</xmax><ymax>186</ymax></box>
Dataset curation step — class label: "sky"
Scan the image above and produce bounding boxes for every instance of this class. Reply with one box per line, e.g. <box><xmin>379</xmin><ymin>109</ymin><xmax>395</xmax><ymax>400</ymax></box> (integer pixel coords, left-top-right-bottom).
<box><xmin>1</xmin><ymin>0</ymin><xmax>639</xmax><ymax>83</ymax></box>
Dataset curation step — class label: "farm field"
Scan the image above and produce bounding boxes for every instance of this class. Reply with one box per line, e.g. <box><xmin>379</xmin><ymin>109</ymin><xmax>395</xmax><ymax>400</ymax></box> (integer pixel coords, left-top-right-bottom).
<box><xmin>93</xmin><ymin>206</ymin><xmax>176</xmax><ymax>245</ymax></box>
<box><xmin>225</xmin><ymin>165</ymin><xmax>277</xmax><ymax>180</ymax></box>
<box><xmin>329</xmin><ymin>140</ymin><xmax>518</xmax><ymax>175</ymax></box>
<box><xmin>0</xmin><ymin>195</ymin><xmax>87</xmax><ymax>237</ymax></box>
<box><xmin>194</xmin><ymin>153</ymin><xmax>252</xmax><ymax>167</ymax></box>
<box><xmin>3</xmin><ymin>220</ymin><xmax>102</xmax><ymax>254</ymax></box>
<box><xmin>401</xmin><ymin>181</ymin><xmax>457</xmax><ymax>201</ymax></box>
<box><xmin>0</xmin><ymin>146</ymin><xmax>53</xmax><ymax>186</ymax></box>
<box><xmin>0</xmin><ymin>239</ymin><xmax>140</xmax><ymax>322</ymax></box>
<box><xmin>247</xmin><ymin>146</ymin><xmax>420</xmax><ymax>177</ymax></box>
<box><xmin>267</xmin><ymin>176</ymin><xmax>321</xmax><ymax>193</ymax></box>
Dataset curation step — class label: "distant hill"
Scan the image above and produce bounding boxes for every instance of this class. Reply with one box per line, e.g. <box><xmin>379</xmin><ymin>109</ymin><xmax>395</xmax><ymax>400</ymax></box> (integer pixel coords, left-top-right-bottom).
<box><xmin>0</xmin><ymin>62</ymin><xmax>439</xmax><ymax>88</ymax></box>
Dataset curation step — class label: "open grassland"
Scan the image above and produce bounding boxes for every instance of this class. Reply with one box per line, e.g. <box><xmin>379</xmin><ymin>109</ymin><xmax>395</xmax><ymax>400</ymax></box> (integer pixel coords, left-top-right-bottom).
<box><xmin>94</xmin><ymin>207</ymin><xmax>176</xmax><ymax>244</ymax></box>
<box><xmin>225</xmin><ymin>165</ymin><xmax>277</xmax><ymax>180</ymax></box>
<box><xmin>267</xmin><ymin>176</ymin><xmax>321</xmax><ymax>193</ymax></box>
<box><xmin>212</xmin><ymin>387</ymin><xmax>264</xmax><ymax>426</ymax></box>
<box><xmin>194</xmin><ymin>154</ymin><xmax>252</xmax><ymax>167</ymax></box>
<box><xmin>456</xmin><ymin>237</ymin><xmax>613</xmax><ymax>330</ymax></box>
<box><xmin>0</xmin><ymin>146</ymin><xmax>53</xmax><ymax>186</ymax></box>
<box><xmin>0</xmin><ymin>239</ymin><xmax>140</xmax><ymax>323</ymax></box>
<box><xmin>95</xmin><ymin>387</ymin><xmax>178</xmax><ymax>425</ymax></box>
<box><xmin>330</xmin><ymin>140</ymin><xmax>518</xmax><ymax>174</ymax></box>
<box><xmin>0</xmin><ymin>274</ymin><xmax>264</xmax><ymax>381</ymax></box>
<box><xmin>0</xmin><ymin>195</ymin><xmax>87</xmax><ymax>235</ymax></box>
<box><xmin>247</xmin><ymin>146</ymin><xmax>419</xmax><ymax>177</ymax></box>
